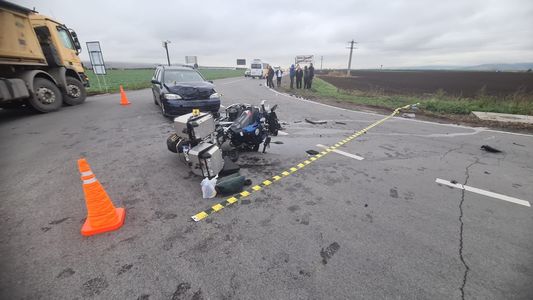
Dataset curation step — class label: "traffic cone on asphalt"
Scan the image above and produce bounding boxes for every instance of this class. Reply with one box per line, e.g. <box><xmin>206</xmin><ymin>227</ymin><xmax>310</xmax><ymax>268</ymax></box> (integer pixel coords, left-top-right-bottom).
<box><xmin>119</xmin><ymin>85</ymin><xmax>131</xmax><ymax>105</ymax></box>
<box><xmin>78</xmin><ymin>158</ymin><xmax>125</xmax><ymax>236</ymax></box>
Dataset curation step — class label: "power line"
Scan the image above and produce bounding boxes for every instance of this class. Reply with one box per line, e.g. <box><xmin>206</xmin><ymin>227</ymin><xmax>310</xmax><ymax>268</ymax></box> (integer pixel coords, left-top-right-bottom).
<box><xmin>346</xmin><ymin>40</ymin><xmax>357</xmax><ymax>76</ymax></box>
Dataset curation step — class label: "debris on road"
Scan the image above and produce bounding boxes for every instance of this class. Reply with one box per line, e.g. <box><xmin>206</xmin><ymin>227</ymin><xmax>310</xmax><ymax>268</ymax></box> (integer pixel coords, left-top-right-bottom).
<box><xmin>305</xmin><ymin>118</ymin><xmax>327</xmax><ymax>125</ymax></box>
<box><xmin>451</xmin><ymin>180</ymin><xmax>458</xmax><ymax>184</ymax></box>
<box><xmin>401</xmin><ymin>113</ymin><xmax>416</xmax><ymax>119</ymax></box>
<box><xmin>294</xmin><ymin>120</ymin><xmax>302</xmax><ymax>123</ymax></box>
<box><xmin>306</xmin><ymin>150</ymin><xmax>320</xmax><ymax>155</ymax></box>
<box><xmin>481</xmin><ymin>145</ymin><xmax>502</xmax><ymax>153</ymax></box>
<box><xmin>201</xmin><ymin>177</ymin><xmax>217</xmax><ymax>198</ymax></box>
<box><xmin>272</xmin><ymin>141</ymin><xmax>284</xmax><ymax>144</ymax></box>
<box><xmin>513</xmin><ymin>142</ymin><xmax>525</xmax><ymax>147</ymax></box>
<box><xmin>335</xmin><ymin>121</ymin><xmax>347</xmax><ymax>125</ymax></box>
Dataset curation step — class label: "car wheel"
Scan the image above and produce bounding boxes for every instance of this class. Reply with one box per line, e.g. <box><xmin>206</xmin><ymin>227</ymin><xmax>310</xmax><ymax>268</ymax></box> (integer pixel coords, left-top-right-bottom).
<box><xmin>28</xmin><ymin>78</ymin><xmax>63</xmax><ymax>112</ymax></box>
<box><xmin>63</xmin><ymin>77</ymin><xmax>87</xmax><ymax>106</ymax></box>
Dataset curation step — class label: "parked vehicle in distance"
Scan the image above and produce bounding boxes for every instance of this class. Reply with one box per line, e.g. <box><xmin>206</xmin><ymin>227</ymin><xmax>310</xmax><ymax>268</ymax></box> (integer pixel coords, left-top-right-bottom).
<box><xmin>0</xmin><ymin>1</ymin><xmax>88</xmax><ymax>113</ymax></box>
<box><xmin>249</xmin><ymin>59</ymin><xmax>271</xmax><ymax>79</ymax></box>
<box><xmin>151</xmin><ymin>65</ymin><xmax>221</xmax><ymax>117</ymax></box>
<box><xmin>244</xmin><ymin>68</ymin><xmax>251</xmax><ymax>77</ymax></box>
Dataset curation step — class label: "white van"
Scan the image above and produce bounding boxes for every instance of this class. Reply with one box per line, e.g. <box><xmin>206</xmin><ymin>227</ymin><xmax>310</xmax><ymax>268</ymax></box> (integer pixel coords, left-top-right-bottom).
<box><xmin>250</xmin><ymin>60</ymin><xmax>264</xmax><ymax>78</ymax></box>
<box><xmin>250</xmin><ymin>60</ymin><xmax>271</xmax><ymax>79</ymax></box>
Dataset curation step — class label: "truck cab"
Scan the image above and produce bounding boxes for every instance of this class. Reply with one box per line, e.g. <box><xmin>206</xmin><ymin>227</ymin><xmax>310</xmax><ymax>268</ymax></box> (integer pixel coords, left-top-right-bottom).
<box><xmin>0</xmin><ymin>1</ymin><xmax>88</xmax><ymax>112</ymax></box>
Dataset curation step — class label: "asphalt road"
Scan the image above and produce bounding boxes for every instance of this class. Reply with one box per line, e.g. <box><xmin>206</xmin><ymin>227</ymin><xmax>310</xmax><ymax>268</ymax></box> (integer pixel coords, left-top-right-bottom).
<box><xmin>1</xmin><ymin>77</ymin><xmax>532</xmax><ymax>299</ymax></box>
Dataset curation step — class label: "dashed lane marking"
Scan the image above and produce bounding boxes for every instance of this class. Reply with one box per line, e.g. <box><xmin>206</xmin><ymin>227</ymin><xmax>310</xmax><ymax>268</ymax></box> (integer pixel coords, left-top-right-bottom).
<box><xmin>435</xmin><ymin>178</ymin><xmax>531</xmax><ymax>207</ymax></box>
<box><xmin>191</xmin><ymin>103</ymin><xmax>416</xmax><ymax>222</ymax></box>
<box><xmin>316</xmin><ymin>144</ymin><xmax>364</xmax><ymax>161</ymax></box>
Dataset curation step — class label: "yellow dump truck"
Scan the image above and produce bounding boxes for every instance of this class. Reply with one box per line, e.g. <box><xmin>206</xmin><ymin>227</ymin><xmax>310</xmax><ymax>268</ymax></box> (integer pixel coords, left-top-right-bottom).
<box><xmin>0</xmin><ymin>1</ymin><xmax>88</xmax><ymax>112</ymax></box>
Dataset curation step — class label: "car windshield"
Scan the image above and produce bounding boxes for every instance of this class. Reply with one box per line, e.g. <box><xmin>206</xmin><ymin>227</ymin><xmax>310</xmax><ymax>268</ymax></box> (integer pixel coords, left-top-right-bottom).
<box><xmin>251</xmin><ymin>64</ymin><xmax>261</xmax><ymax>69</ymax></box>
<box><xmin>163</xmin><ymin>70</ymin><xmax>204</xmax><ymax>84</ymax></box>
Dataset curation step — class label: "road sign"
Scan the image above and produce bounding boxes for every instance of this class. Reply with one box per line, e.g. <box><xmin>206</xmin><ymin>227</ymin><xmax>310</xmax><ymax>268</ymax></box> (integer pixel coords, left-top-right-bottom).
<box><xmin>295</xmin><ymin>55</ymin><xmax>314</xmax><ymax>64</ymax></box>
<box><xmin>185</xmin><ymin>56</ymin><xmax>198</xmax><ymax>65</ymax></box>
<box><xmin>86</xmin><ymin>41</ymin><xmax>106</xmax><ymax>75</ymax></box>
<box><xmin>236</xmin><ymin>59</ymin><xmax>246</xmax><ymax>65</ymax></box>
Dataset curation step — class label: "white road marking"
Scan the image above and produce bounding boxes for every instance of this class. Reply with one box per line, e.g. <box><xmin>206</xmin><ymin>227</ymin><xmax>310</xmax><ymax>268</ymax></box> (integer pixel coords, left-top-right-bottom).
<box><xmin>316</xmin><ymin>144</ymin><xmax>364</xmax><ymax>160</ymax></box>
<box><xmin>435</xmin><ymin>178</ymin><xmax>531</xmax><ymax>207</ymax></box>
<box><xmin>266</xmin><ymin>86</ymin><xmax>533</xmax><ymax>137</ymax></box>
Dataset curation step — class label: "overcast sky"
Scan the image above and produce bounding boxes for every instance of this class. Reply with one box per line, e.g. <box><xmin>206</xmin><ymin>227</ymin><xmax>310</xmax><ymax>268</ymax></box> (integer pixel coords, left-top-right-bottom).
<box><xmin>18</xmin><ymin>0</ymin><xmax>533</xmax><ymax>68</ymax></box>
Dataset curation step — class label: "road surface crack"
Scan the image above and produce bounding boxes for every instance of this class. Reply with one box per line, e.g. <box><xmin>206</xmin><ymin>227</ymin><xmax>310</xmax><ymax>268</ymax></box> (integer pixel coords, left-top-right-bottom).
<box><xmin>458</xmin><ymin>159</ymin><xmax>478</xmax><ymax>299</ymax></box>
<box><xmin>440</xmin><ymin>143</ymin><xmax>465</xmax><ymax>161</ymax></box>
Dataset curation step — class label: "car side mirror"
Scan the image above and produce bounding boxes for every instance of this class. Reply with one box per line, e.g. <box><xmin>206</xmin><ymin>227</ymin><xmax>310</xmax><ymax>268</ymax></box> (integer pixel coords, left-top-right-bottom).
<box><xmin>151</xmin><ymin>79</ymin><xmax>160</xmax><ymax>85</ymax></box>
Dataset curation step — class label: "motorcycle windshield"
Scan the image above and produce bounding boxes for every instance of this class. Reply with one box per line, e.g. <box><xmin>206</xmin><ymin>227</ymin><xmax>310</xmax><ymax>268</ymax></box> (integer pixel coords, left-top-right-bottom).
<box><xmin>232</xmin><ymin>110</ymin><xmax>255</xmax><ymax>130</ymax></box>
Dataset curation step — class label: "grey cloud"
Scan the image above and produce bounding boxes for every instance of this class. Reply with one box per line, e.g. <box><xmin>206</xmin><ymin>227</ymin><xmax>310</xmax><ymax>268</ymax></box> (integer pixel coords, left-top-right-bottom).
<box><xmin>17</xmin><ymin>0</ymin><xmax>533</xmax><ymax>68</ymax></box>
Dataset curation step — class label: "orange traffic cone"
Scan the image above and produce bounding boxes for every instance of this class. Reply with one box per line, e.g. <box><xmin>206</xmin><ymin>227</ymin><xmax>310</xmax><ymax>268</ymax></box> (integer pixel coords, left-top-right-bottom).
<box><xmin>119</xmin><ymin>85</ymin><xmax>131</xmax><ymax>105</ymax></box>
<box><xmin>78</xmin><ymin>158</ymin><xmax>125</xmax><ymax>236</ymax></box>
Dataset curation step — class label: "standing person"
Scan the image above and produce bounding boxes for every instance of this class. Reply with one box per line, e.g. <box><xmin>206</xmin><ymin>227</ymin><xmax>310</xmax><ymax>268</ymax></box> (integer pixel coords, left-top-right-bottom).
<box><xmin>308</xmin><ymin>63</ymin><xmax>315</xmax><ymax>89</ymax></box>
<box><xmin>275</xmin><ymin>67</ymin><xmax>283</xmax><ymax>88</ymax></box>
<box><xmin>289</xmin><ymin>64</ymin><xmax>295</xmax><ymax>89</ymax></box>
<box><xmin>295</xmin><ymin>65</ymin><xmax>303</xmax><ymax>89</ymax></box>
<box><xmin>303</xmin><ymin>66</ymin><xmax>309</xmax><ymax>89</ymax></box>
<box><xmin>267</xmin><ymin>66</ymin><xmax>275</xmax><ymax>88</ymax></box>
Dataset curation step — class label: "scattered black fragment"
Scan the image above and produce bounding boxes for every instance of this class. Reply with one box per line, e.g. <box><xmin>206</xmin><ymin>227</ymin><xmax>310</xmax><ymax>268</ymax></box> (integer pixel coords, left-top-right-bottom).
<box><xmin>335</xmin><ymin>121</ymin><xmax>347</xmax><ymax>125</ymax></box>
<box><xmin>306</xmin><ymin>149</ymin><xmax>319</xmax><ymax>155</ymax></box>
<box><xmin>294</xmin><ymin>120</ymin><xmax>302</xmax><ymax>123</ymax></box>
<box><xmin>451</xmin><ymin>180</ymin><xmax>458</xmax><ymax>184</ymax></box>
<box><xmin>481</xmin><ymin>145</ymin><xmax>502</xmax><ymax>153</ymax></box>
<box><xmin>364</xmin><ymin>204</ymin><xmax>368</xmax><ymax>207</ymax></box>
<box><xmin>305</xmin><ymin>118</ymin><xmax>327</xmax><ymax>125</ymax></box>
<box><xmin>244</xmin><ymin>179</ymin><xmax>252</xmax><ymax>186</ymax></box>
<box><xmin>512</xmin><ymin>142</ymin><xmax>525</xmax><ymax>147</ymax></box>
<box><xmin>484</xmin><ymin>171</ymin><xmax>490</xmax><ymax>174</ymax></box>
<box><xmin>272</xmin><ymin>141</ymin><xmax>284</xmax><ymax>144</ymax></box>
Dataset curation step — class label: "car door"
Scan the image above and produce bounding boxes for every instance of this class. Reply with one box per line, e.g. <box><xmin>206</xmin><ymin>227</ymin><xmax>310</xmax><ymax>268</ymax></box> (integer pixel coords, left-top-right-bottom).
<box><xmin>152</xmin><ymin>68</ymin><xmax>162</xmax><ymax>104</ymax></box>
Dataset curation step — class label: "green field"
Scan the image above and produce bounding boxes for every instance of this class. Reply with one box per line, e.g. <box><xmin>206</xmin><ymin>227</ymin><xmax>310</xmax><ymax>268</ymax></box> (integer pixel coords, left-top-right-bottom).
<box><xmin>283</xmin><ymin>78</ymin><xmax>533</xmax><ymax>116</ymax></box>
<box><xmin>86</xmin><ymin>68</ymin><xmax>243</xmax><ymax>94</ymax></box>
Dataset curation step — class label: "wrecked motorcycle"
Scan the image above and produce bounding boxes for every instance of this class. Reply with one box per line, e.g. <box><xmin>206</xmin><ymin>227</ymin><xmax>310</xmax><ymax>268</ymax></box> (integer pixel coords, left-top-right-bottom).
<box><xmin>218</xmin><ymin>100</ymin><xmax>281</xmax><ymax>153</ymax></box>
<box><xmin>166</xmin><ymin>100</ymin><xmax>281</xmax><ymax>178</ymax></box>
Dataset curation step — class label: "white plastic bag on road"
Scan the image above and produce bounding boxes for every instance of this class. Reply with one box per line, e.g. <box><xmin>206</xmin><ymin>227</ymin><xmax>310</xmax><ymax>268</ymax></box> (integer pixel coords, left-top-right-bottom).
<box><xmin>201</xmin><ymin>177</ymin><xmax>217</xmax><ymax>199</ymax></box>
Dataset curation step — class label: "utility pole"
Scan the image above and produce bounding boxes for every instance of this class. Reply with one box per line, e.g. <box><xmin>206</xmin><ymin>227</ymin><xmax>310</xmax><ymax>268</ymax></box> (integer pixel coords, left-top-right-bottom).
<box><xmin>320</xmin><ymin>56</ymin><xmax>323</xmax><ymax>70</ymax></box>
<box><xmin>346</xmin><ymin>39</ymin><xmax>357</xmax><ymax>76</ymax></box>
<box><xmin>162</xmin><ymin>40</ymin><xmax>171</xmax><ymax>66</ymax></box>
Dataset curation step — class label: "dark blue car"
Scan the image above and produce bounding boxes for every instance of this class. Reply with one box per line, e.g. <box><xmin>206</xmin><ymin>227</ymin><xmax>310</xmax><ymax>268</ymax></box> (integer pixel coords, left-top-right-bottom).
<box><xmin>151</xmin><ymin>65</ymin><xmax>220</xmax><ymax>117</ymax></box>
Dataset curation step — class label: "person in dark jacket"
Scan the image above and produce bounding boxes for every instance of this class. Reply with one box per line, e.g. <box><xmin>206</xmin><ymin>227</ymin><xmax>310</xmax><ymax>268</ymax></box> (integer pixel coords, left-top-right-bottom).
<box><xmin>267</xmin><ymin>66</ymin><xmax>275</xmax><ymax>88</ymax></box>
<box><xmin>289</xmin><ymin>64</ymin><xmax>295</xmax><ymax>89</ymax></box>
<box><xmin>303</xmin><ymin>66</ymin><xmax>309</xmax><ymax>89</ymax></box>
<box><xmin>295</xmin><ymin>65</ymin><xmax>303</xmax><ymax>89</ymax></box>
<box><xmin>308</xmin><ymin>63</ymin><xmax>315</xmax><ymax>88</ymax></box>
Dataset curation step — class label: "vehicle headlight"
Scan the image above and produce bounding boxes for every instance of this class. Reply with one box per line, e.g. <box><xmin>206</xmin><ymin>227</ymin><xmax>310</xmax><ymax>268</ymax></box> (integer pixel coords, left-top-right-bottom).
<box><xmin>164</xmin><ymin>93</ymin><xmax>182</xmax><ymax>100</ymax></box>
<box><xmin>209</xmin><ymin>92</ymin><xmax>220</xmax><ymax>99</ymax></box>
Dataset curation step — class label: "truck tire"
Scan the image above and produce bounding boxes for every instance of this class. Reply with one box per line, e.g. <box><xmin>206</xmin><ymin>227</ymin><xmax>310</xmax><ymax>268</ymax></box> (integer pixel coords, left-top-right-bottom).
<box><xmin>28</xmin><ymin>78</ymin><xmax>63</xmax><ymax>112</ymax></box>
<box><xmin>63</xmin><ymin>77</ymin><xmax>87</xmax><ymax>105</ymax></box>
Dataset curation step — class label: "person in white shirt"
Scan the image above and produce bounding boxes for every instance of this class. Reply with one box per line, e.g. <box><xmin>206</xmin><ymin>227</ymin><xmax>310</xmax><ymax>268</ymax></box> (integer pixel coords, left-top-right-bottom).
<box><xmin>275</xmin><ymin>67</ymin><xmax>283</xmax><ymax>88</ymax></box>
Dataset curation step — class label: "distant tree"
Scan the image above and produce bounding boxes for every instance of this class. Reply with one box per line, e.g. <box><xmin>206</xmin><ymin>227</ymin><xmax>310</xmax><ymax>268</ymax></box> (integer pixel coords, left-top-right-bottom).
<box><xmin>527</xmin><ymin>68</ymin><xmax>532</xmax><ymax>73</ymax></box>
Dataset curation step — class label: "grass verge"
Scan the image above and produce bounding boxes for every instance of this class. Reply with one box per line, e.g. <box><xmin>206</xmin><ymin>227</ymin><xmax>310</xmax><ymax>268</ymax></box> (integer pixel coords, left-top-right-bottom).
<box><xmin>282</xmin><ymin>77</ymin><xmax>533</xmax><ymax>116</ymax></box>
<box><xmin>86</xmin><ymin>68</ymin><xmax>243</xmax><ymax>95</ymax></box>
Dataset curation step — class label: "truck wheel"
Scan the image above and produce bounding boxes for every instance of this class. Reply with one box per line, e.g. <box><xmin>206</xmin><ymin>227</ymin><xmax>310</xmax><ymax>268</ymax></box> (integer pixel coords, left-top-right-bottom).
<box><xmin>29</xmin><ymin>78</ymin><xmax>63</xmax><ymax>112</ymax></box>
<box><xmin>63</xmin><ymin>77</ymin><xmax>87</xmax><ymax>105</ymax></box>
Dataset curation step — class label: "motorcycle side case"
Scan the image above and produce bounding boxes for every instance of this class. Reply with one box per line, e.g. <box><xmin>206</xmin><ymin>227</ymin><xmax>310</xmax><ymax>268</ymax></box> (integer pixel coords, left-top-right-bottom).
<box><xmin>188</xmin><ymin>142</ymin><xmax>224</xmax><ymax>178</ymax></box>
<box><xmin>174</xmin><ymin>112</ymin><xmax>215</xmax><ymax>141</ymax></box>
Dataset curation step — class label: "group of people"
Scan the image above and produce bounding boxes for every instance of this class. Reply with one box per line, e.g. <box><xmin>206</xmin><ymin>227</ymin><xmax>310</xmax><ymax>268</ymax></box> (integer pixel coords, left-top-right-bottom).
<box><xmin>290</xmin><ymin>63</ymin><xmax>314</xmax><ymax>89</ymax></box>
<box><xmin>264</xmin><ymin>63</ymin><xmax>315</xmax><ymax>89</ymax></box>
<box><xmin>266</xmin><ymin>66</ymin><xmax>284</xmax><ymax>88</ymax></box>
